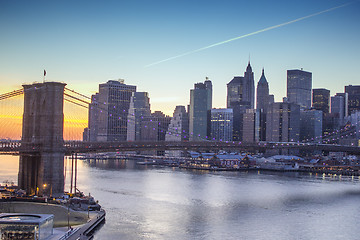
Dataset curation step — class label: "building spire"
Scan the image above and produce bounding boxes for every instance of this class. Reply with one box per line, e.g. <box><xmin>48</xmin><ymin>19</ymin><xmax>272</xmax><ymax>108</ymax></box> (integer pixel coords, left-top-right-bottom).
<box><xmin>258</xmin><ymin>68</ymin><xmax>268</xmax><ymax>84</ymax></box>
<box><xmin>246</xmin><ymin>59</ymin><xmax>252</xmax><ymax>72</ymax></box>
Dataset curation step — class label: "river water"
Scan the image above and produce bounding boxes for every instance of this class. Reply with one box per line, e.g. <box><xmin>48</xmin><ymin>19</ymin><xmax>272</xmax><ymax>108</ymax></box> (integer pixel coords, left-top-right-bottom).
<box><xmin>2</xmin><ymin>155</ymin><xmax>360</xmax><ymax>239</ymax></box>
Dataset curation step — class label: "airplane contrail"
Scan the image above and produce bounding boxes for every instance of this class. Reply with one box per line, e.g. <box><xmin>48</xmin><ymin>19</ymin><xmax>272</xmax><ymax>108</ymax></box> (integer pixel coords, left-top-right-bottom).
<box><xmin>145</xmin><ymin>1</ymin><xmax>355</xmax><ymax>68</ymax></box>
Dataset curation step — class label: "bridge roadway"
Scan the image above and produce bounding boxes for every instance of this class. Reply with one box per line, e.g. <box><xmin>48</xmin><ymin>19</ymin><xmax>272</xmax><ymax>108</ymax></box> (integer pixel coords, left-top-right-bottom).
<box><xmin>1</xmin><ymin>140</ymin><xmax>360</xmax><ymax>155</ymax></box>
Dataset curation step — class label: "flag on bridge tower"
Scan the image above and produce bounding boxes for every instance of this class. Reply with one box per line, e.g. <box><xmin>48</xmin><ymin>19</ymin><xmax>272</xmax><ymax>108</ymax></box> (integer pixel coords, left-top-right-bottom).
<box><xmin>43</xmin><ymin>69</ymin><xmax>46</xmax><ymax>82</ymax></box>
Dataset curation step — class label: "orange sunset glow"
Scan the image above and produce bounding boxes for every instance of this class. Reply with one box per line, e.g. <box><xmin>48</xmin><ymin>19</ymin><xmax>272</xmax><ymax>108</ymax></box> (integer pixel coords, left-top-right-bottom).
<box><xmin>0</xmin><ymin>94</ymin><xmax>88</xmax><ymax>140</ymax></box>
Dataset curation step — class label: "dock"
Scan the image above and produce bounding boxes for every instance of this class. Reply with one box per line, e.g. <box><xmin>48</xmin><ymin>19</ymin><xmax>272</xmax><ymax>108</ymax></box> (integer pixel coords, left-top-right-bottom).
<box><xmin>65</xmin><ymin>210</ymin><xmax>106</xmax><ymax>240</ymax></box>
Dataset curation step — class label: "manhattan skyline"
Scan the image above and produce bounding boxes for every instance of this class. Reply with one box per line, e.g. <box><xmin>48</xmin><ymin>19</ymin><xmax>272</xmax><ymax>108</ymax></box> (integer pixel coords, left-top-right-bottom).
<box><xmin>1</xmin><ymin>0</ymin><xmax>359</xmax><ymax>117</ymax></box>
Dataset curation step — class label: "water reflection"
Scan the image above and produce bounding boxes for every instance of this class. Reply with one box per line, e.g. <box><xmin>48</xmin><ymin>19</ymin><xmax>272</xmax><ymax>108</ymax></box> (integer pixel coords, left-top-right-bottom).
<box><xmin>2</xmin><ymin>156</ymin><xmax>360</xmax><ymax>239</ymax></box>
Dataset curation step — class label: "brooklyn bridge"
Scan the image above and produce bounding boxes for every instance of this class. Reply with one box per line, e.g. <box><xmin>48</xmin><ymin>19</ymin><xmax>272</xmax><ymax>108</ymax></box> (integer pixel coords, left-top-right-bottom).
<box><xmin>0</xmin><ymin>81</ymin><xmax>359</xmax><ymax>197</ymax></box>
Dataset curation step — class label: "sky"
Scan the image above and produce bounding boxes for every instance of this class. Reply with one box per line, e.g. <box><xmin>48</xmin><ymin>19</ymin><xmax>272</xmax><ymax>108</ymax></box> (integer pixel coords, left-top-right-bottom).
<box><xmin>0</xmin><ymin>0</ymin><xmax>360</xmax><ymax>139</ymax></box>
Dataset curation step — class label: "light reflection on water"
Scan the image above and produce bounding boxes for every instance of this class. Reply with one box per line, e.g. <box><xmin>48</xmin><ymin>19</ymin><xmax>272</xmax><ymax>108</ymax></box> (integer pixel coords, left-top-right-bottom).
<box><xmin>2</xmin><ymin>156</ymin><xmax>360</xmax><ymax>239</ymax></box>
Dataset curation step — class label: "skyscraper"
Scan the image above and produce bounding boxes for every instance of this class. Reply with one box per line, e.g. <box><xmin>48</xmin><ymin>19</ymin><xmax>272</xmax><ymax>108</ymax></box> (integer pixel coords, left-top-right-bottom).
<box><xmin>189</xmin><ymin>79</ymin><xmax>212</xmax><ymax>141</ymax></box>
<box><xmin>345</xmin><ymin>85</ymin><xmax>360</xmax><ymax>114</ymax></box>
<box><xmin>287</xmin><ymin>69</ymin><xmax>312</xmax><ymax>109</ymax></box>
<box><xmin>331</xmin><ymin>93</ymin><xmax>348</xmax><ymax>126</ymax></box>
<box><xmin>166</xmin><ymin>106</ymin><xmax>189</xmax><ymax>142</ymax></box>
<box><xmin>242</xmin><ymin>109</ymin><xmax>260</xmax><ymax>143</ymax></box>
<box><xmin>256</xmin><ymin>68</ymin><xmax>270</xmax><ymax>141</ymax></box>
<box><xmin>312</xmin><ymin>88</ymin><xmax>330</xmax><ymax>113</ymax></box>
<box><xmin>87</xmin><ymin>93</ymin><xmax>99</xmax><ymax>141</ymax></box>
<box><xmin>88</xmin><ymin>79</ymin><xmax>136</xmax><ymax>141</ymax></box>
<box><xmin>227</xmin><ymin>61</ymin><xmax>255</xmax><ymax>109</ymax></box>
<box><xmin>127</xmin><ymin>92</ymin><xmax>151</xmax><ymax>141</ymax></box>
<box><xmin>210</xmin><ymin>108</ymin><xmax>233</xmax><ymax>141</ymax></box>
<box><xmin>226</xmin><ymin>61</ymin><xmax>255</xmax><ymax>141</ymax></box>
<box><xmin>266</xmin><ymin>102</ymin><xmax>300</xmax><ymax>143</ymax></box>
<box><xmin>300</xmin><ymin>109</ymin><xmax>323</xmax><ymax>142</ymax></box>
<box><xmin>256</xmin><ymin>68</ymin><xmax>270</xmax><ymax>112</ymax></box>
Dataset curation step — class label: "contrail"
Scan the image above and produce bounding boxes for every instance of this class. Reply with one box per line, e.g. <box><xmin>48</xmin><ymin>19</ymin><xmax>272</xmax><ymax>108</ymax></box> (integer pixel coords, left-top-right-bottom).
<box><xmin>145</xmin><ymin>1</ymin><xmax>355</xmax><ymax>67</ymax></box>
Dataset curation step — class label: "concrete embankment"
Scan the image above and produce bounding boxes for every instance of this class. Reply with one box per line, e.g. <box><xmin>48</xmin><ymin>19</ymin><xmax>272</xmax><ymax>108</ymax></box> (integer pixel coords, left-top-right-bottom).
<box><xmin>0</xmin><ymin>202</ymin><xmax>88</xmax><ymax>227</ymax></box>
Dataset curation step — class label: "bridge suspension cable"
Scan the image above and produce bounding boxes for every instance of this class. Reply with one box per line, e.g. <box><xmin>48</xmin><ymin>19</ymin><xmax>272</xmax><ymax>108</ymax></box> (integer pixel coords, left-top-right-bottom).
<box><xmin>64</xmin><ymin>87</ymin><xmax>91</xmax><ymax>99</ymax></box>
<box><xmin>0</xmin><ymin>89</ymin><xmax>24</xmax><ymax>101</ymax></box>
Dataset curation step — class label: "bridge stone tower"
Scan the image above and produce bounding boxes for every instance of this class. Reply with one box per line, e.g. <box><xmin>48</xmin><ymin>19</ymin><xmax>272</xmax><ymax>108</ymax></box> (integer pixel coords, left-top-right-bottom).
<box><xmin>18</xmin><ymin>82</ymin><xmax>66</xmax><ymax>197</ymax></box>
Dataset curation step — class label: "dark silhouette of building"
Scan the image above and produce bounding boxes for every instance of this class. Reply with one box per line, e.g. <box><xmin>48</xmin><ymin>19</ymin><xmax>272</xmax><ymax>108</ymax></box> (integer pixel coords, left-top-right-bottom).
<box><xmin>331</xmin><ymin>93</ymin><xmax>348</xmax><ymax>126</ymax></box>
<box><xmin>312</xmin><ymin>88</ymin><xmax>330</xmax><ymax>113</ymax></box>
<box><xmin>256</xmin><ymin>68</ymin><xmax>270</xmax><ymax>112</ymax></box>
<box><xmin>300</xmin><ymin>109</ymin><xmax>323</xmax><ymax>142</ymax></box>
<box><xmin>345</xmin><ymin>85</ymin><xmax>360</xmax><ymax>114</ymax></box>
<box><xmin>227</xmin><ymin>62</ymin><xmax>255</xmax><ymax>141</ymax></box>
<box><xmin>256</xmin><ymin>68</ymin><xmax>270</xmax><ymax>141</ymax></box>
<box><xmin>287</xmin><ymin>69</ymin><xmax>312</xmax><ymax>109</ymax></box>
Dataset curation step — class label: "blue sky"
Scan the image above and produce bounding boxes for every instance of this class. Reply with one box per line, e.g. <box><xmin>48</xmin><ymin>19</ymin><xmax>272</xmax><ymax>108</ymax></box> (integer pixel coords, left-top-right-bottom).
<box><xmin>1</xmin><ymin>0</ymin><xmax>359</xmax><ymax>115</ymax></box>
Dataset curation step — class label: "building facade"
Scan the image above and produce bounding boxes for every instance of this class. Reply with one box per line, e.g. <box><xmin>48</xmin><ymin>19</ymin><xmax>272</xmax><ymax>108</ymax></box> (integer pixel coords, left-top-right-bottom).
<box><xmin>345</xmin><ymin>85</ymin><xmax>360</xmax><ymax>114</ymax></box>
<box><xmin>242</xmin><ymin>109</ymin><xmax>260</xmax><ymax>143</ymax></box>
<box><xmin>287</xmin><ymin>69</ymin><xmax>312</xmax><ymax>109</ymax></box>
<box><xmin>127</xmin><ymin>92</ymin><xmax>151</xmax><ymax>141</ymax></box>
<box><xmin>266</xmin><ymin>102</ymin><xmax>300</xmax><ymax>142</ymax></box>
<box><xmin>140</xmin><ymin>111</ymin><xmax>171</xmax><ymax>142</ymax></box>
<box><xmin>189</xmin><ymin>79</ymin><xmax>212</xmax><ymax>141</ymax></box>
<box><xmin>256</xmin><ymin>68</ymin><xmax>270</xmax><ymax>112</ymax></box>
<box><xmin>331</xmin><ymin>93</ymin><xmax>348</xmax><ymax>126</ymax></box>
<box><xmin>210</xmin><ymin>108</ymin><xmax>233</xmax><ymax>141</ymax></box>
<box><xmin>226</xmin><ymin>62</ymin><xmax>255</xmax><ymax>141</ymax></box>
<box><xmin>300</xmin><ymin>109</ymin><xmax>323</xmax><ymax>142</ymax></box>
<box><xmin>166</xmin><ymin>106</ymin><xmax>189</xmax><ymax>142</ymax></box>
<box><xmin>256</xmin><ymin>68</ymin><xmax>270</xmax><ymax>141</ymax></box>
<box><xmin>312</xmin><ymin>88</ymin><xmax>330</xmax><ymax>113</ymax></box>
<box><xmin>88</xmin><ymin>80</ymin><xmax>136</xmax><ymax>141</ymax></box>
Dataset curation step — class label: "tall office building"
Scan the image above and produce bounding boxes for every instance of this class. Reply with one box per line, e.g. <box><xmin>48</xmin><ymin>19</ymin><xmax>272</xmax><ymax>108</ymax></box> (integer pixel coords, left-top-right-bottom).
<box><xmin>333</xmin><ymin>93</ymin><xmax>348</xmax><ymax>116</ymax></box>
<box><xmin>227</xmin><ymin>61</ymin><xmax>255</xmax><ymax>141</ymax></box>
<box><xmin>242</xmin><ymin>109</ymin><xmax>260</xmax><ymax>143</ymax></box>
<box><xmin>312</xmin><ymin>88</ymin><xmax>330</xmax><ymax>113</ymax></box>
<box><xmin>300</xmin><ymin>109</ymin><xmax>323</xmax><ymax>142</ymax></box>
<box><xmin>256</xmin><ymin>68</ymin><xmax>270</xmax><ymax>141</ymax></box>
<box><xmin>88</xmin><ymin>79</ymin><xmax>136</xmax><ymax>141</ymax></box>
<box><xmin>127</xmin><ymin>92</ymin><xmax>151</xmax><ymax>141</ymax></box>
<box><xmin>227</xmin><ymin>61</ymin><xmax>255</xmax><ymax>109</ymax></box>
<box><xmin>287</xmin><ymin>69</ymin><xmax>312</xmax><ymax>109</ymax></box>
<box><xmin>189</xmin><ymin>79</ymin><xmax>212</xmax><ymax>141</ymax></box>
<box><xmin>331</xmin><ymin>93</ymin><xmax>348</xmax><ymax>126</ymax></box>
<box><xmin>256</xmin><ymin>68</ymin><xmax>270</xmax><ymax>112</ymax></box>
<box><xmin>210</xmin><ymin>108</ymin><xmax>233</xmax><ymax>142</ymax></box>
<box><xmin>345</xmin><ymin>85</ymin><xmax>360</xmax><ymax>114</ymax></box>
<box><xmin>166</xmin><ymin>106</ymin><xmax>189</xmax><ymax>142</ymax></box>
<box><xmin>266</xmin><ymin>102</ymin><xmax>300</xmax><ymax>155</ymax></box>
<box><xmin>87</xmin><ymin>93</ymin><xmax>99</xmax><ymax>141</ymax></box>
<box><xmin>266</xmin><ymin>102</ymin><xmax>300</xmax><ymax>142</ymax></box>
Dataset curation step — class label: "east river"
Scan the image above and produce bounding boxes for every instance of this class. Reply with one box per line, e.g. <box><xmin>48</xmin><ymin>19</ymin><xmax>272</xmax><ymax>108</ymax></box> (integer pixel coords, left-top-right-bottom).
<box><xmin>2</xmin><ymin>155</ymin><xmax>360</xmax><ymax>239</ymax></box>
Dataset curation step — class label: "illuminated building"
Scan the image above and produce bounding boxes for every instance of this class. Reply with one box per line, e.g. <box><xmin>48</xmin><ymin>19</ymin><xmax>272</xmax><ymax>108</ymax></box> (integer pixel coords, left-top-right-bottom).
<box><xmin>312</xmin><ymin>88</ymin><xmax>330</xmax><ymax>113</ymax></box>
<box><xmin>210</xmin><ymin>108</ymin><xmax>233</xmax><ymax>141</ymax></box>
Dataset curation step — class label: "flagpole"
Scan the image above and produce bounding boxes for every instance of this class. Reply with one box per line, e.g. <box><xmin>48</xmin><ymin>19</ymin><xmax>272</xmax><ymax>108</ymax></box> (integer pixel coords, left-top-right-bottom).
<box><xmin>43</xmin><ymin>69</ymin><xmax>46</xmax><ymax>82</ymax></box>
